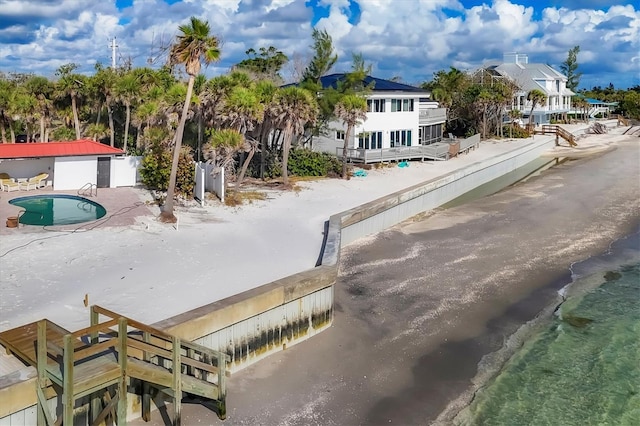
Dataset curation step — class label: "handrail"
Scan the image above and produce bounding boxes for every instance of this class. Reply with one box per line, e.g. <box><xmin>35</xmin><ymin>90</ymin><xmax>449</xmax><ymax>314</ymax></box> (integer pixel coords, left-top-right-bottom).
<box><xmin>77</xmin><ymin>182</ymin><xmax>97</xmax><ymax>197</ymax></box>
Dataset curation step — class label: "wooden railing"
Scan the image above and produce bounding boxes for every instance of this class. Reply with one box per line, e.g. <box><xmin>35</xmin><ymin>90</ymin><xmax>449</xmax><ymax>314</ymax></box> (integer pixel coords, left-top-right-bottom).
<box><xmin>36</xmin><ymin>305</ymin><xmax>229</xmax><ymax>425</ymax></box>
<box><xmin>536</xmin><ymin>125</ymin><xmax>577</xmax><ymax>147</ymax></box>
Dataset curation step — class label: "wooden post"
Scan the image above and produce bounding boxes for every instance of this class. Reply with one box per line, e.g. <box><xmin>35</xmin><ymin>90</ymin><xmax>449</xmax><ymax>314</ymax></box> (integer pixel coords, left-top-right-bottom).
<box><xmin>117</xmin><ymin>318</ymin><xmax>128</xmax><ymax>426</ymax></box>
<box><xmin>90</xmin><ymin>305</ymin><xmax>99</xmax><ymax>344</ymax></box>
<box><xmin>142</xmin><ymin>331</ymin><xmax>151</xmax><ymax>422</ymax></box>
<box><xmin>36</xmin><ymin>321</ymin><xmax>49</xmax><ymax>426</ymax></box>
<box><xmin>62</xmin><ymin>334</ymin><xmax>74</xmax><ymax>426</ymax></box>
<box><xmin>217</xmin><ymin>353</ymin><xmax>227</xmax><ymax>420</ymax></box>
<box><xmin>90</xmin><ymin>306</ymin><xmax>101</xmax><ymax>424</ymax></box>
<box><xmin>172</xmin><ymin>337</ymin><xmax>182</xmax><ymax>426</ymax></box>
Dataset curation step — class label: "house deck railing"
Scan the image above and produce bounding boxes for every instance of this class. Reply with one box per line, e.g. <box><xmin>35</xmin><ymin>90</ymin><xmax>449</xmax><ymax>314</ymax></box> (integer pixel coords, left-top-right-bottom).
<box><xmin>337</xmin><ymin>143</ymin><xmax>451</xmax><ymax>164</ymax></box>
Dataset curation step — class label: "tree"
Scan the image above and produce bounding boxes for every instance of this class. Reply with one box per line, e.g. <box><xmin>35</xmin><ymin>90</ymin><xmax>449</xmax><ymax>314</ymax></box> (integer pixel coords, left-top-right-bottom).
<box><xmin>526</xmin><ymin>89</ymin><xmax>547</xmax><ymax>126</ymax></box>
<box><xmin>25</xmin><ymin>76</ymin><xmax>53</xmax><ymax>142</ymax></box>
<box><xmin>91</xmin><ymin>64</ymin><xmax>117</xmax><ymax>146</ymax></box>
<box><xmin>301</xmin><ymin>28</ymin><xmax>338</xmax><ymax>85</ymax></box>
<box><xmin>560</xmin><ymin>46</ymin><xmax>582</xmax><ymax>91</ymax></box>
<box><xmin>234</xmin><ymin>46</ymin><xmax>289</xmax><ymax>83</ymax></box>
<box><xmin>115</xmin><ymin>71</ymin><xmax>141</xmax><ymax>152</ymax></box>
<box><xmin>272</xmin><ymin>87</ymin><xmax>318</xmax><ymax>186</ymax></box>
<box><xmin>55</xmin><ymin>63</ymin><xmax>86</xmax><ymax>140</ymax></box>
<box><xmin>508</xmin><ymin>109</ymin><xmax>522</xmax><ymax>138</ymax></box>
<box><xmin>334</xmin><ymin>94</ymin><xmax>367</xmax><ymax>178</ymax></box>
<box><xmin>162</xmin><ymin>16</ymin><xmax>220</xmax><ymax>222</ymax></box>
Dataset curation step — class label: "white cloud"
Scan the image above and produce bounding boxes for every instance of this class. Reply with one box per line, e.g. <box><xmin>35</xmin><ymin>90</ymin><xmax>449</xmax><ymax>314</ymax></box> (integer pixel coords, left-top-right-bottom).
<box><xmin>0</xmin><ymin>0</ymin><xmax>637</xmax><ymax>88</ymax></box>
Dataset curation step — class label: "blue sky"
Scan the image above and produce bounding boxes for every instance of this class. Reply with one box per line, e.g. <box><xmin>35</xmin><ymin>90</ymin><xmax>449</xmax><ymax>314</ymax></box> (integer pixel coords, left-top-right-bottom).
<box><xmin>0</xmin><ymin>0</ymin><xmax>638</xmax><ymax>89</ymax></box>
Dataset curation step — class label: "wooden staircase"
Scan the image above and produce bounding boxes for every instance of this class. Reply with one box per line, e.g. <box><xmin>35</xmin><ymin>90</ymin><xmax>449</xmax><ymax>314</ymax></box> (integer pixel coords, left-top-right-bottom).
<box><xmin>535</xmin><ymin>125</ymin><xmax>578</xmax><ymax>147</ymax></box>
<box><xmin>617</xmin><ymin>114</ymin><xmax>630</xmax><ymax>127</ymax></box>
<box><xmin>0</xmin><ymin>305</ymin><xmax>229</xmax><ymax>426</ymax></box>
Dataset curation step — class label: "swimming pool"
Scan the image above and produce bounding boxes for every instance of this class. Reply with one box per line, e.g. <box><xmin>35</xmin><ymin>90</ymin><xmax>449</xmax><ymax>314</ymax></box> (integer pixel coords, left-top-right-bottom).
<box><xmin>9</xmin><ymin>195</ymin><xmax>107</xmax><ymax>226</ymax></box>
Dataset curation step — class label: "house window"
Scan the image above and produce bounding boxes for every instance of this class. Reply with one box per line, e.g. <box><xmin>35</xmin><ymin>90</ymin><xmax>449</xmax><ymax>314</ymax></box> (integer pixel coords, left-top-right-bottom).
<box><xmin>367</xmin><ymin>99</ymin><xmax>385</xmax><ymax>113</ymax></box>
<box><xmin>358</xmin><ymin>131</ymin><xmax>383</xmax><ymax>149</ymax></box>
<box><xmin>390</xmin><ymin>99</ymin><xmax>414</xmax><ymax>112</ymax></box>
<box><xmin>390</xmin><ymin>130</ymin><xmax>412</xmax><ymax>147</ymax></box>
<box><xmin>336</xmin><ymin>130</ymin><xmax>345</xmax><ymax>140</ymax></box>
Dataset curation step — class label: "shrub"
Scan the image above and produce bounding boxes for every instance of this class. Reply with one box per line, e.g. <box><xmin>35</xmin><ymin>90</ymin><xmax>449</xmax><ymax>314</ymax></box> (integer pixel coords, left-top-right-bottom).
<box><xmin>176</xmin><ymin>147</ymin><xmax>194</xmax><ymax>196</ymax></box>
<box><xmin>502</xmin><ymin>124</ymin><xmax>530</xmax><ymax>139</ymax></box>
<box><xmin>140</xmin><ymin>141</ymin><xmax>171</xmax><ymax>190</ymax></box>
<box><xmin>287</xmin><ymin>148</ymin><xmax>342</xmax><ymax>177</ymax></box>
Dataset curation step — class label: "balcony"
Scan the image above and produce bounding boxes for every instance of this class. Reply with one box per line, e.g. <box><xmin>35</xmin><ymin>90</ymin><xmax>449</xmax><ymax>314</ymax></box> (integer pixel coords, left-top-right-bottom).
<box><xmin>419</xmin><ymin>108</ymin><xmax>447</xmax><ymax>125</ymax></box>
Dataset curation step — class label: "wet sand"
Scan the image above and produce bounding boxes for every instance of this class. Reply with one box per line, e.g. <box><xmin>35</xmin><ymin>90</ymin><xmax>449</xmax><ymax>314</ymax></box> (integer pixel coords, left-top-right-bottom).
<box><xmin>132</xmin><ymin>139</ymin><xmax>640</xmax><ymax>425</ymax></box>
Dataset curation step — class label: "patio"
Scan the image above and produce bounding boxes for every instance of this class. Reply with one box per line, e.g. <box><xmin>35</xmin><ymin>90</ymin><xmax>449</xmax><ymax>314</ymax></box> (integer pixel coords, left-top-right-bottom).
<box><xmin>0</xmin><ymin>186</ymin><xmax>155</xmax><ymax>236</ymax></box>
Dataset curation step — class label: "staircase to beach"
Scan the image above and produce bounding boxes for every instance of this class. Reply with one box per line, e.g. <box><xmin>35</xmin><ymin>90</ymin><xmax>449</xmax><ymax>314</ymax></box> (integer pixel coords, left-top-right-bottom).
<box><xmin>0</xmin><ymin>305</ymin><xmax>229</xmax><ymax>425</ymax></box>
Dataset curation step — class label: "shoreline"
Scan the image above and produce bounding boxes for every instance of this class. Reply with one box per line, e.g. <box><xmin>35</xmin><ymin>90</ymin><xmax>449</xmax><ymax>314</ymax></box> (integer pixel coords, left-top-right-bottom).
<box><xmin>438</xmin><ymin>226</ymin><xmax>640</xmax><ymax>425</ymax></box>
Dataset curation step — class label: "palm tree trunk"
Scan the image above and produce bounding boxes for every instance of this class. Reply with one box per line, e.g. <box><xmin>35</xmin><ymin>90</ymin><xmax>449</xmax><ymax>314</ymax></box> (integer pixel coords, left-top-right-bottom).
<box><xmin>108</xmin><ymin>106</ymin><xmax>115</xmax><ymax>147</ymax></box>
<box><xmin>342</xmin><ymin>125</ymin><xmax>351</xmax><ymax>179</ymax></box>
<box><xmin>72</xmin><ymin>95</ymin><xmax>81</xmax><ymax>140</ymax></box>
<box><xmin>235</xmin><ymin>148</ymin><xmax>255</xmax><ymax>190</ymax></box>
<box><xmin>197</xmin><ymin>112</ymin><xmax>203</xmax><ymax>162</ymax></box>
<box><xmin>0</xmin><ymin>121</ymin><xmax>6</xmax><ymax>143</ymax></box>
<box><xmin>96</xmin><ymin>103</ymin><xmax>102</xmax><ymax>125</ymax></box>
<box><xmin>136</xmin><ymin>123</ymin><xmax>142</xmax><ymax>150</ymax></box>
<box><xmin>163</xmin><ymin>75</ymin><xmax>195</xmax><ymax>220</ymax></box>
<box><xmin>9</xmin><ymin>122</ymin><xmax>15</xmax><ymax>143</ymax></box>
<box><xmin>40</xmin><ymin>116</ymin><xmax>45</xmax><ymax>142</ymax></box>
<box><xmin>281</xmin><ymin>124</ymin><xmax>292</xmax><ymax>186</ymax></box>
<box><xmin>123</xmin><ymin>103</ymin><xmax>131</xmax><ymax>152</ymax></box>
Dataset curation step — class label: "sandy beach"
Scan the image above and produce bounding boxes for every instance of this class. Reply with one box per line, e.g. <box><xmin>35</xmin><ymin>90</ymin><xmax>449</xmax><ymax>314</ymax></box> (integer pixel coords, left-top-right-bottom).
<box><xmin>127</xmin><ymin>128</ymin><xmax>639</xmax><ymax>425</ymax></box>
<box><xmin>1</xmin><ymin>123</ymin><xmax>638</xmax><ymax>424</ymax></box>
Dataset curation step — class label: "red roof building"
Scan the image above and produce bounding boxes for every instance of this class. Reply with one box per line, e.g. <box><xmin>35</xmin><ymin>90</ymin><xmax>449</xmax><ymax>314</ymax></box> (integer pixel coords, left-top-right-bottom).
<box><xmin>0</xmin><ymin>140</ymin><xmax>124</xmax><ymax>159</ymax></box>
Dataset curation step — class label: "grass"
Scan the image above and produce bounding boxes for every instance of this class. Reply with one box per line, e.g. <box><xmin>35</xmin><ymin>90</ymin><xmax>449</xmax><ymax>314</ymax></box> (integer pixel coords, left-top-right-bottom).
<box><xmin>224</xmin><ymin>190</ymin><xmax>267</xmax><ymax>207</ymax></box>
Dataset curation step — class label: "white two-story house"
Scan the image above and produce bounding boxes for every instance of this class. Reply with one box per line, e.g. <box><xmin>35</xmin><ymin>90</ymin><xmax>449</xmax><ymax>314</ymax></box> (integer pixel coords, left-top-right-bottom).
<box><xmin>483</xmin><ymin>53</ymin><xmax>574</xmax><ymax>125</ymax></box>
<box><xmin>311</xmin><ymin>74</ymin><xmax>447</xmax><ymax>157</ymax></box>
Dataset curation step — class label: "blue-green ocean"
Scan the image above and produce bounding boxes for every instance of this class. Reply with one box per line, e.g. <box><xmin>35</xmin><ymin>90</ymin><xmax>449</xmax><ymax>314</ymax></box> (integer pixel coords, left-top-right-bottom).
<box><xmin>461</xmin><ymin>229</ymin><xmax>640</xmax><ymax>425</ymax></box>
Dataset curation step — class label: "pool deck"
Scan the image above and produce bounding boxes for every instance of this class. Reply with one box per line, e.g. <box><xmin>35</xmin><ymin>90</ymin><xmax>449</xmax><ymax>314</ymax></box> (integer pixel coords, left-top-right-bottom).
<box><xmin>0</xmin><ymin>186</ymin><xmax>154</xmax><ymax>235</ymax></box>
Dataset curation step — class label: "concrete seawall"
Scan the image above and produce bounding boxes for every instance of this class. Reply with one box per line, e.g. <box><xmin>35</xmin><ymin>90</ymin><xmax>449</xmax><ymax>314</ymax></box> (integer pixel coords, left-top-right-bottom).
<box><xmin>154</xmin><ymin>135</ymin><xmax>556</xmax><ymax>375</ymax></box>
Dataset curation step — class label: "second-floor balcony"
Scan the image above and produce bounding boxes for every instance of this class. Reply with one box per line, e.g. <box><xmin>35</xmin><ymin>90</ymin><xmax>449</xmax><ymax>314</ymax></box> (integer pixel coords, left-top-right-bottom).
<box><xmin>419</xmin><ymin>107</ymin><xmax>447</xmax><ymax>125</ymax></box>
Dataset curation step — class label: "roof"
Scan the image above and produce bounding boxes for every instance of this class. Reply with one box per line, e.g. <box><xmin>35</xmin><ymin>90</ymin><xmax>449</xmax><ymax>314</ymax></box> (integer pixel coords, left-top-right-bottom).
<box><xmin>0</xmin><ymin>140</ymin><xmax>124</xmax><ymax>160</ymax></box>
<box><xmin>492</xmin><ymin>63</ymin><xmax>575</xmax><ymax>96</ymax></box>
<box><xmin>318</xmin><ymin>73</ymin><xmax>428</xmax><ymax>93</ymax></box>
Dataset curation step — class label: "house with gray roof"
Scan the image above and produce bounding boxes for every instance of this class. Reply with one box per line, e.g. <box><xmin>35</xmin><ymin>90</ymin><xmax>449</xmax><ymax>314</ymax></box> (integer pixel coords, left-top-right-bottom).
<box><xmin>311</xmin><ymin>74</ymin><xmax>447</xmax><ymax>158</ymax></box>
<box><xmin>484</xmin><ymin>53</ymin><xmax>574</xmax><ymax>125</ymax></box>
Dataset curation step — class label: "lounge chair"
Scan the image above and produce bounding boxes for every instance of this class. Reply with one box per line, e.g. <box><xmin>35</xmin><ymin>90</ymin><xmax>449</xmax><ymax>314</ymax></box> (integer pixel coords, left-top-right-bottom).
<box><xmin>1</xmin><ymin>178</ymin><xmax>20</xmax><ymax>192</ymax></box>
<box><xmin>19</xmin><ymin>173</ymin><xmax>49</xmax><ymax>191</ymax></box>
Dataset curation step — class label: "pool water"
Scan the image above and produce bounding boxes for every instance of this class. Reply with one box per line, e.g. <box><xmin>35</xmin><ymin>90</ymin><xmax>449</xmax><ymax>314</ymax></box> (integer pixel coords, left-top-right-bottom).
<box><xmin>9</xmin><ymin>195</ymin><xmax>107</xmax><ymax>226</ymax></box>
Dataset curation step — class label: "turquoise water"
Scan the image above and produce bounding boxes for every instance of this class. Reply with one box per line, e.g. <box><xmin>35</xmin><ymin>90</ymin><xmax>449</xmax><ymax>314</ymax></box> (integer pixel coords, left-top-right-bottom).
<box><xmin>9</xmin><ymin>194</ymin><xmax>106</xmax><ymax>226</ymax></box>
<box><xmin>463</xmin><ymin>233</ymin><xmax>640</xmax><ymax>425</ymax></box>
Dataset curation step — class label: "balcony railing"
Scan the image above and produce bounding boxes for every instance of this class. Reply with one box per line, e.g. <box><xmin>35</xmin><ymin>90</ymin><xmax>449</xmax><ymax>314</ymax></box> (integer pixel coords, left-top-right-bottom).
<box><xmin>419</xmin><ymin>108</ymin><xmax>447</xmax><ymax>124</ymax></box>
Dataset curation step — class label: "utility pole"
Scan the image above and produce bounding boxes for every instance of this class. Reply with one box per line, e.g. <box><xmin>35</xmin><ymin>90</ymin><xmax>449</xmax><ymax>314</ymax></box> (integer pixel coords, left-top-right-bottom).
<box><xmin>110</xmin><ymin>37</ymin><xmax>118</xmax><ymax>69</ymax></box>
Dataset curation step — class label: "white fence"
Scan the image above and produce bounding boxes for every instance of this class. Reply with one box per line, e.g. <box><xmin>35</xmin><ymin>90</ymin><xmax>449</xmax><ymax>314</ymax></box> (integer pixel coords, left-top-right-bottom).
<box><xmin>195</xmin><ymin>162</ymin><xmax>225</xmax><ymax>204</ymax></box>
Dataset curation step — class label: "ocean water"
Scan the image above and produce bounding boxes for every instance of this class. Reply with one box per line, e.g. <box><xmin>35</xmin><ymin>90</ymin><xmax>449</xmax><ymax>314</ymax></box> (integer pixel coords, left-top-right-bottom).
<box><xmin>460</xmin><ymin>230</ymin><xmax>640</xmax><ymax>425</ymax></box>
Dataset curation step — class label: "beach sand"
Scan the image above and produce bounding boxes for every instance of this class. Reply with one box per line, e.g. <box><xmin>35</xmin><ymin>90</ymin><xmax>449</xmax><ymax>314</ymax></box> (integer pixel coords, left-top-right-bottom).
<box><xmin>125</xmin><ymin>130</ymin><xmax>639</xmax><ymax>425</ymax></box>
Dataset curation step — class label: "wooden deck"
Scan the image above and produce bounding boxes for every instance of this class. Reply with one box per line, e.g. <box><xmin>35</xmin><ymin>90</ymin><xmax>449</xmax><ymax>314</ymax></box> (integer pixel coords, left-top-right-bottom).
<box><xmin>0</xmin><ymin>319</ymin><xmax>72</xmax><ymax>367</ymax></box>
<box><xmin>0</xmin><ymin>306</ymin><xmax>228</xmax><ymax>425</ymax></box>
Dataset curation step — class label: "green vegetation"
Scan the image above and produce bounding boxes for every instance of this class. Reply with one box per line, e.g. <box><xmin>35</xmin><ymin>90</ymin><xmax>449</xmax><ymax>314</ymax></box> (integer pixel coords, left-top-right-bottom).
<box><xmin>287</xmin><ymin>148</ymin><xmax>341</xmax><ymax>177</ymax></box>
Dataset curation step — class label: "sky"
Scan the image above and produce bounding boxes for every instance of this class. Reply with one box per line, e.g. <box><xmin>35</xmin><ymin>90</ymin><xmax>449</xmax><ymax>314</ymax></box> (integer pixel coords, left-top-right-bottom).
<box><xmin>0</xmin><ymin>0</ymin><xmax>638</xmax><ymax>90</ymax></box>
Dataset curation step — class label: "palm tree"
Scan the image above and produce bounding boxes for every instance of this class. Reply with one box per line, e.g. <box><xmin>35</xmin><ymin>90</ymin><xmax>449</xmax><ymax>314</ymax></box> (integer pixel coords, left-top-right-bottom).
<box><xmin>25</xmin><ymin>76</ymin><xmax>53</xmax><ymax>142</ymax></box>
<box><xmin>55</xmin><ymin>63</ymin><xmax>86</xmax><ymax>140</ymax></box>
<box><xmin>162</xmin><ymin>16</ymin><xmax>220</xmax><ymax>222</ymax></box>
<box><xmin>526</xmin><ymin>89</ymin><xmax>547</xmax><ymax>127</ymax></box>
<box><xmin>115</xmin><ymin>71</ymin><xmax>141</xmax><ymax>152</ymax></box>
<box><xmin>334</xmin><ymin>94</ymin><xmax>367</xmax><ymax>178</ymax></box>
<box><xmin>92</xmin><ymin>65</ymin><xmax>117</xmax><ymax>146</ymax></box>
<box><xmin>203</xmin><ymin>128</ymin><xmax>244</xmax><ymax>193</ymax></box>
<box><xmin>272</xmin><ymin>87</ymin><xmax>318</xmax><ymax>186</ymax></box>
<box><xmin>222</xmin><ymin>86</ymin><xmax>265</xmax><ymax>189</ymax></box>
<box><xmin>508</xmin><ymin>109</ymin><xmax>522</xmax><ymax>138</ymax></box>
